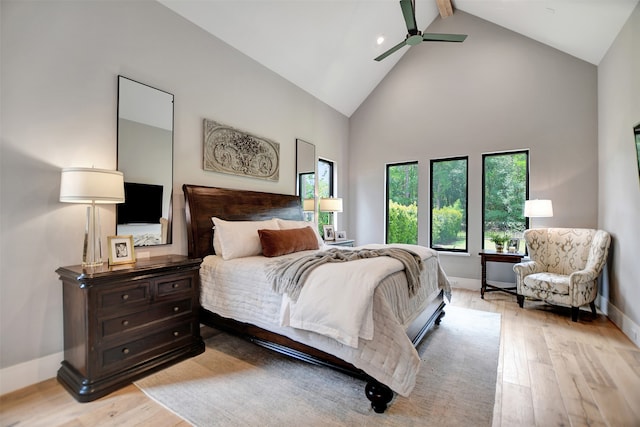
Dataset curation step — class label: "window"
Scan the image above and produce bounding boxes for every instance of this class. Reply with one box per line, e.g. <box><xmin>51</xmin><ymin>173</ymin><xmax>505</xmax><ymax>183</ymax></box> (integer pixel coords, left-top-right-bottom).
<box><xmin>318</xmin><ymin>158</ymin><xmax>334</xmax><ymax>233</ymax></box>
<box><xmin>430</xmin><ymin>157</ymin><xmax>468</xmax><ymax>252</ymax></box>
<box><xmin>386</xmin><ymin>162</ymin><xmax>418</xmax><ymax>244</ymax></box>
<box><xmin>482</xmin><ymin>151</ymin><xmax>529</xmax><ymax>252</ymax></box>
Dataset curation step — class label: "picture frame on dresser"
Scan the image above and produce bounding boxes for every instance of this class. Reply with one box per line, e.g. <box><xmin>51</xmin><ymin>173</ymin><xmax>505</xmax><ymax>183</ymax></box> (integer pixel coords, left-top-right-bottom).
<box><xmin>323</xmin><ymin>225</ymin><xmax>335</xmax><ymax>241</ymax></box>
<box><xmin>107</xmin><ymin>235</ymin><xmax>135</xmax><ymax>265</ymax></box>
<box><xmin>336</xmin><ymin>230</ymin><xmax>347</xmax><ymax>241</ymax></box>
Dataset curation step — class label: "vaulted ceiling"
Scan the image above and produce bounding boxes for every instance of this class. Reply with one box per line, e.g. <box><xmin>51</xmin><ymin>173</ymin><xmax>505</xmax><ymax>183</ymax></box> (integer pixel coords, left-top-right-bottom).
<box><xmin>159</xmin><ymin>0</ymin><xmax>638</xmax><ymax>117</ymax></box>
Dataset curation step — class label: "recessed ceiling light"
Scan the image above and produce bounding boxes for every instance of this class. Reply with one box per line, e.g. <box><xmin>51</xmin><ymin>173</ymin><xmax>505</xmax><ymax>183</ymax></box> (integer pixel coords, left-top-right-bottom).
<box><xmin>376</xmin><ymin>35</ymin><xmax>385</xmax><ymax>45</ymax></box>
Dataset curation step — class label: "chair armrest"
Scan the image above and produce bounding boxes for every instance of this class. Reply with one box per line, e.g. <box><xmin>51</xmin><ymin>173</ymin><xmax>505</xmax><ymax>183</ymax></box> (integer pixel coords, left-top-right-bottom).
<box><xmin>570</xmin><ymin>269</ymin><xmax>598</xmax><ymax>285</ymax></box>
<box><xmin>513</xmin><ymin>260</ymin><xmax>544</xmax><ymax>279</ymax></box>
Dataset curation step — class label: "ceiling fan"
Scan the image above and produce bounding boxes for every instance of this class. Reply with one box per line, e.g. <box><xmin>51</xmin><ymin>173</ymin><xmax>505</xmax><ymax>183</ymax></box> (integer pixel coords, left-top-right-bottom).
<box><xmin>374</xmin><ymin>0</ymin><xmax>467</xmax><ymax>62</ymax></box>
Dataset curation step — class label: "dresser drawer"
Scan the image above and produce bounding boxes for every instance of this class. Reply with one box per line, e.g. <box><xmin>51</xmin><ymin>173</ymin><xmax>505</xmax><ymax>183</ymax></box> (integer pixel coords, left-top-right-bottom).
<box><xmin>98</xmin><ymin>282</ymin><xmax>150</xmax><ymax>309</ymax></box>
<box><xmin>101</xmin><ymin>298</ymin><xmax>193</xmax><ymax>338</ymax></box>
<box><xmin>156</xmin><ymin>275</ymin><xmax>193</xmax><ymax>297</ymax></box>
<box><xmin>101</xmin><ymin>321</ymin><xmax>194</xmax><ymax>372</ymax></box>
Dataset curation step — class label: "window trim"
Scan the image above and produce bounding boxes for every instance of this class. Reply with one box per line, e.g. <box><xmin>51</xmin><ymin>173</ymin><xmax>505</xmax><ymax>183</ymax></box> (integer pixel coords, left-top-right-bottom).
<box><xmin>318</xmin><ymin>158</ymin><xmax>334</xmax><ymax>198</ymax></box>
<box><xmin>481</xmin><ymin>150</ymin><xmax>530</xmax><ymax>249</ymax></box>
<box><xmin>429</xmin><ymin>156</ymin><xmax>468</xmax><ymax>253</ymax></box>
<box><xmin>385</xmin><ymin>161</ymin><xmax>418</xmax><ymax>244</ymax></box>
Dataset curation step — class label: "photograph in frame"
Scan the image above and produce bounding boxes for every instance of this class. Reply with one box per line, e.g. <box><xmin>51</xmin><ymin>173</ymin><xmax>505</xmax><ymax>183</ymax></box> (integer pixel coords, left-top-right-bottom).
<box><xmin>323</xmin><ymin>225</ymin><xmax>335</xmax><ymax>241</ymax></box>
<box><xmin>108</xmin><ymin>235</ymin><xmax>136</xmax><ymax>265</ymax></box>
<box><xmin>336</xmin><ymin>230</ymin><xmax>347</xmax><ymax>241</ymax></box>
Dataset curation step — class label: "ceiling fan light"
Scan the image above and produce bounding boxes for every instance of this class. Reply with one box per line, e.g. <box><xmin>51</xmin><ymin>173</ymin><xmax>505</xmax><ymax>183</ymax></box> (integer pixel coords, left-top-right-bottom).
<box><xmin>376</xmin><ymin>35</ymin><xmax>385</xmax><ymax>45</ymax></box>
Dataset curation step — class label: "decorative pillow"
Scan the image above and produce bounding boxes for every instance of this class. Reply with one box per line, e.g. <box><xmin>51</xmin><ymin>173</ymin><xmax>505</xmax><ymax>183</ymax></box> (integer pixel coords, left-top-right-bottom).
<box><xmin>258</xmin><ymin>227</ymin><xmax>320</xmax><ymax>257</ymax></box>
<box><xmin>211</xmin><ymin>217</ymin><xmax>279</xmax><ymax>260</ymax></box>
<box><xmin>275</xmin><ymin>218</ymin><xmax>324</xmax><ymax>247</ymax></box>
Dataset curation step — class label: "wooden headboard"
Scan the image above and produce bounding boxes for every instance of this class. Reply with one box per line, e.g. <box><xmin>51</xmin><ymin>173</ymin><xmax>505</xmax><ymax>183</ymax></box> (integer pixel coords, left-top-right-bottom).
<box><xmin>182</xmin><ymin>184</ymin><xmax>304</xmax><ymax>259</ymax></box>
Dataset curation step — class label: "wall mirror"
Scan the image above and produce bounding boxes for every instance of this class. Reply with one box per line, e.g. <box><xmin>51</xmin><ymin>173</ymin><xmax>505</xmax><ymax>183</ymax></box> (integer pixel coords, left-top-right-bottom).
<box><xmin>296</xmin><ymin>138</ymin><xmax>316</xmax><ymax>222</ymax></box>
<box><xmin>634</xmin><ymin>122</ymin><xmax>640</xmax><ymax>182</ymax></box>
<box><xmin>117</xmin><ymin>76</ymin><xmax>174</xmax><ymax>246</ymax></box>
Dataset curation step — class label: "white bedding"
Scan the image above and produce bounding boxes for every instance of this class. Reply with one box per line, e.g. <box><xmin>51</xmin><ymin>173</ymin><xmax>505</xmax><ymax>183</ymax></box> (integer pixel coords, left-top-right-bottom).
<box><xmin>279</xmin><ymin>244</ymin><xmax>443</xmax><ymax>348</ymax></box>
<box><xmin>199</xmin><ymin>244</ymin><xmax>450</xmax><ymax>396</ymax></box>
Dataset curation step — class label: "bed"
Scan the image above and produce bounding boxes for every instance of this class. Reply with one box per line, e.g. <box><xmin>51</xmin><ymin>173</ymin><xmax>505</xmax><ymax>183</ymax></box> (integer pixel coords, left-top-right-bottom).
<box><xmin>183</xmin><ymin>184</ymin><xmax>449</xmax><ymax>413</ymax></box>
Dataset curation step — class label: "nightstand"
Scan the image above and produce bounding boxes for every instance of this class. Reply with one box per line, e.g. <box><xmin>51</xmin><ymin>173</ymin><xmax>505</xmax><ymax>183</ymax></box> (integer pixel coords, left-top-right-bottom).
<box><xmin>325</xmin><ymin>239</ymin><xmax>355</xmax><ymax>247</ymax></box>
<box><xmin>55</xmin><ymin>255</ymin><xmax>205</xmax><ymax>402</ymax></box>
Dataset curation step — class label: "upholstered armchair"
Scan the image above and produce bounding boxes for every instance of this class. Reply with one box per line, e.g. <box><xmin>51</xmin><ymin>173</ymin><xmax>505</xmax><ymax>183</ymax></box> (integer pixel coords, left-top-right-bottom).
<box><xmin>513</xmin><ymin>228</ymin><xmax>611</xmax><ymax>322</ymax></box>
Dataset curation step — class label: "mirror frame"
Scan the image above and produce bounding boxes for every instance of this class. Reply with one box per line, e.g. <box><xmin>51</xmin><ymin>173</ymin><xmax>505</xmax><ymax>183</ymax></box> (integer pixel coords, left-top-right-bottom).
<box><xmin>117</xmin><ymin>75</ymin><xmax>174</xmax><ymax>246</ymax></box>
<box><xmin>634</xmin><ymin>122</ymin><xmax>640</xmax><ymax>183</ymax></box>
<box><xmin>296</xmin><ymin>138</ymin><xmax>317</xmax><ymax>222</ymax></box>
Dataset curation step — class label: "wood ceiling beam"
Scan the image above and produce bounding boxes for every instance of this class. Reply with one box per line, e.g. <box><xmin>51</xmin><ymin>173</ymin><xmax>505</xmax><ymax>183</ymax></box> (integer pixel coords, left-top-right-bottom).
<box><xmin>436</xmin><ymin>0</ymin><xmax>454</xmax><ymax>18</ymax></box>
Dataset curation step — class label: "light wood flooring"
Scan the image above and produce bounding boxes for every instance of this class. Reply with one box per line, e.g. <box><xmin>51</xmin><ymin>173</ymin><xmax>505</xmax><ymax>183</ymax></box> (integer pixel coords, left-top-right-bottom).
<box><xmin>1</xmin><ymin>288</ymin><xmax>639</xmax><ymax>426</ymax></box>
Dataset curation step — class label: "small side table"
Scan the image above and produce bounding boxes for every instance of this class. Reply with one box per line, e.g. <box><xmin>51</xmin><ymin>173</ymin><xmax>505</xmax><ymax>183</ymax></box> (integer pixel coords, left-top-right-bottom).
<box><xmin>478</xmin><ymin>250</ymin><xmax>525</xmax><ymax>299</ymax></box>
<box><xmin>325</xmin><ymin>239</ymin><xmax>355</xmax><ymax>247</ymax></box>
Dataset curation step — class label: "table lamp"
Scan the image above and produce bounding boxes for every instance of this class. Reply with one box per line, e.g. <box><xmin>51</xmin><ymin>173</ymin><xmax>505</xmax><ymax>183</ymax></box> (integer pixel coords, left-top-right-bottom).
<box><xmin>320</xmin><ymin>197</ymin><xmax>343</xmax><ymax>228</ymax></box>
<box><xmin>60</xmin><ymin>167</ymin><xmax>125</xmax><ymax>267</ymax></box>
<box><xmin>524</xmin><ymin>199</ymin><xmax>553</xmax><ymax>228</ymax></box>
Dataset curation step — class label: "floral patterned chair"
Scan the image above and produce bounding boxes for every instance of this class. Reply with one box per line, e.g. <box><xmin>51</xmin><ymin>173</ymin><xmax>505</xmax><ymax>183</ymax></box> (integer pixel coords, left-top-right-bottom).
<box><xmin>513</xmin><ymin>228</ymin><xmax>611</xmax><ymax>322</ymax></box>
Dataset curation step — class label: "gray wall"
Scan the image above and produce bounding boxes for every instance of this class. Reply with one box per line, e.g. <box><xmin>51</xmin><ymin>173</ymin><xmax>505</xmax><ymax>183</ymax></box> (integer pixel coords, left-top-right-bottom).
<box><xmin>0</xmin><ymin>0</ymin><xmax>348</xmax><ymax>389</ymax></box>
<box><xmin>349</xmin><ymin>11</ymin><xmax>598</xmax><ymax>281</ymax></box>
<box><xmin>598</xmin><ymin>4</ymin><xmax>640</xmax><ymax>333</ymax></box>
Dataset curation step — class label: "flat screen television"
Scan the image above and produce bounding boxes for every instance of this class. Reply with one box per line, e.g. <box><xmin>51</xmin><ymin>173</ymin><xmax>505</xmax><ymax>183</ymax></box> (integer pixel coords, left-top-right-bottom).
<box><xmin>117</xmin><ymin>182</ymin><xmax>163</xmax><ymax>224</ymax></box>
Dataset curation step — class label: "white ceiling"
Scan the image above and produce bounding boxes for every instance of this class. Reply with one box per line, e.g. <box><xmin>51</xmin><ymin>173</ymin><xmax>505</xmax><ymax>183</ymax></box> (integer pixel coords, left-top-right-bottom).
<box><xmin>159</xmin><ymin>0</ymin><xmax>638</xmax><ymax>117</ymax></box>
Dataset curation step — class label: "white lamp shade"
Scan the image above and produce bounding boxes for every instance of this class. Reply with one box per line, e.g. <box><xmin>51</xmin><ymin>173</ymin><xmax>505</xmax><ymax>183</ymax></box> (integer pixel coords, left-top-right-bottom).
<box><xmin>302</xmin><ymin>198</ymin><xmax>315</xmax><ymax>212</ymax></box>
<box><xmin>524</xmin><ymin>199</ymin><xmax>553</xmax><ymax>217</ymax></box>
<box><xmin>319</xmin><ymin>197</ymin><xmax>343</xmax><ymax>212</ymax></box>
<box><xmin>60</xmin><ymin>167</ymin><xmax>125</xmax><ymax>204</ymax></box>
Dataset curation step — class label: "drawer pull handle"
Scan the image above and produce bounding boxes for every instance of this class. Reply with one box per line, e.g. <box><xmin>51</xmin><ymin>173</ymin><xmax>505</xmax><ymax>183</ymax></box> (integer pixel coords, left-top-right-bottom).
<box><xmin>122</xmin><ymin>294</ymin><xmax>129</xmax><ymax>301</ymax></box>
<box><xmin>173</xmin><ymin>306</ymin><xmax>180</xmax><ymax>312</ymax></box>
<box><xmin>122</xmin><ymin>320</ymin><xmax>129</xmax><ymax>326</ymax></box>
<box><xmin>172</xmin><ymin>283</ymin><xmax>180</xmax><ymax>289</ymax></box>
<box><xmin>173</xmin><ymin>331</ymin><xmax>179</xmax><ymax>337</ymax></box>
<box><xmin>122</xmin><ymin>348</ymin><xmax>130</xmax><ymax>355</ymax></box>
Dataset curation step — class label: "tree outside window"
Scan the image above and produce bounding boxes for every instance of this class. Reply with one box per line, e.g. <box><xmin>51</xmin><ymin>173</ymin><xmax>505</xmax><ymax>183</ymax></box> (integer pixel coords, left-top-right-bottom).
<box><xmin>482</xmin><ymin>151</ymin><xmax>529</xmax><ymax>252</ymax></box>
<box><xmin>386</xmin><ymin>162</ymin><xmax>418</xmax><ymax>244</ymax></box>
<box><xmin>430</xmin><ymin>157</ymin><xmax>468</xmax><ymax>252</ymax></box>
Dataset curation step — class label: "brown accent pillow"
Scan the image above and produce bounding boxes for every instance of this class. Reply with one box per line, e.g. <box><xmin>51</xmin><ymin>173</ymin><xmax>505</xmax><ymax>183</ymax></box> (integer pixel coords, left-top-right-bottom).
<box><xmin>258</xmin><ymin>226</ymin><xmax>319</xmax><ymax>257</ymax></box>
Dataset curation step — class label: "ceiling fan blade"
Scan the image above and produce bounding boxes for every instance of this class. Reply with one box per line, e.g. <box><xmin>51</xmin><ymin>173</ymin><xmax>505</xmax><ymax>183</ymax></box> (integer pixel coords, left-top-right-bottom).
<box><xmin>374</xmin><ymin>40</ymin><xmax>408</xmax><ymax>62</ymax></box>
<box><xmin>422</xmin><ymin>33</ymin><xmax>468</xmax><ymax>42</ymax></box>
<box><xmin>399</xmin><ymin>0</ymin><xmax>417</xmax><ymax>33</ymax></box>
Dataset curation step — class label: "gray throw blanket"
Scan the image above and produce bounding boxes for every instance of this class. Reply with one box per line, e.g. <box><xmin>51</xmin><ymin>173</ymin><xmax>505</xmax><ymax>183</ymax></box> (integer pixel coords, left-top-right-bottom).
<box><xmin>267</xmin><ymin>247</ymin><xmax>424</xmax><ymax>301</ymax></box>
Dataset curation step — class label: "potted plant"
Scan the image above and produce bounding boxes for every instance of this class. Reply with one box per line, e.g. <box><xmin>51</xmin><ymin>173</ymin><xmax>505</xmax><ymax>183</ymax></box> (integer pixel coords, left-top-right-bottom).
<box><xmin>488</xmin><ymin>232</ymin><xmax>509</xmax><ymax>252</ymax></box>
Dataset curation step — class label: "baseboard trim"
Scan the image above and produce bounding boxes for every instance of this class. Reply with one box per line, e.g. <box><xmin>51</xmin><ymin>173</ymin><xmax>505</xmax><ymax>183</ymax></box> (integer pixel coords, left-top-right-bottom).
<box><xmin>598</xmin><ymin>296</ymin><xmax>640</xmax><ymax>348</ymax></box>
<box><xmin>449</xmin><ymin>276</ymin><xmax>481</xmax><ymax>290</ymax></box>
<box><xmin>0</xmin><ymin>351</ymin><xmax>62</xmax><ymax>396</ymax></box>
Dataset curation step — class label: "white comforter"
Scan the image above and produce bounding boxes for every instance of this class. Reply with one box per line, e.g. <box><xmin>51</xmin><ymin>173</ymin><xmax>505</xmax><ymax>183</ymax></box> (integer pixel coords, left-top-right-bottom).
<box><xmin>279</xmin><ymin>244</ymin><xmax>440</xmax><ymax>348</ymax></box>
<box><xmin>199</xmin><ymin>244</ymin><xmax>450</xmax><ymax>396</ymax></box>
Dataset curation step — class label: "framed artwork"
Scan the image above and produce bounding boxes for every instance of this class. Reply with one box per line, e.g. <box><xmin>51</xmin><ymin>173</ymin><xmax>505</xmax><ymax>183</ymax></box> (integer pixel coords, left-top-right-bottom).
<box><xmin>107</xmin><ymin>235</ymin><xmax>136</xmax><ymax>265</ymax></box>
<box><xmin>323</xmin><ymin>225</ymin><xmax>335</xmax><ymax>241</ymax></box>
<box><xmin>336</xmin><ymin>230</ymin><xmax>347</xmax><ymax>241</ymax></box>
<box><xmin>203</xmin><ymin>119</ymin><xmax>280</xmax><ymax>181</ymax></box>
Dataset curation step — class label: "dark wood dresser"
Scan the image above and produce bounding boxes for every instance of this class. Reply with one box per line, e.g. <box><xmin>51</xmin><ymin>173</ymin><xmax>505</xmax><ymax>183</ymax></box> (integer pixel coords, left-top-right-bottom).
<box><xmin>56</xmin><ymin>255</ymin><xmax>205</xmax><ymax>402</ymax></box>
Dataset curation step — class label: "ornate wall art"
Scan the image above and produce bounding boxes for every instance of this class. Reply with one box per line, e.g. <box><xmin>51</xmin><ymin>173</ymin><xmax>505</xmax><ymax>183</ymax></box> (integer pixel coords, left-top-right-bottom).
<box><xmin>203</xmin><ymin>119</ymin><xmax>280</xmax><ymax>181</ymax></box>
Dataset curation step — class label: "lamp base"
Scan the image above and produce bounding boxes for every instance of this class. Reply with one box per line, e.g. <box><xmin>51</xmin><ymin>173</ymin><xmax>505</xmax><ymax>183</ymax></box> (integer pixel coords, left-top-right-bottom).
<box><xmin>82</xmin><ymin>204</ymin><xmax>103</xmax><ymax>267</ymax></box>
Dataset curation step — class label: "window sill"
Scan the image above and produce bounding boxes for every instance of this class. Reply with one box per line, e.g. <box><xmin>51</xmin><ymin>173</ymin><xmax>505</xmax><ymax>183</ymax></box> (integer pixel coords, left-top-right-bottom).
<box><xmin>437</xmin><ymin>251</ymin><xmax>471</xmax><ymax>257</ymax></box>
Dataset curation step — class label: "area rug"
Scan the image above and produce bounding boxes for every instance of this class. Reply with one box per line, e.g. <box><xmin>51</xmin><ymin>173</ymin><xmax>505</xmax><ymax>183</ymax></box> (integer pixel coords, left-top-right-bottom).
<box><xmin>135</xmin><ymin>305</ymin><xmax>501</xmax><ymax>426</ymax></box>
